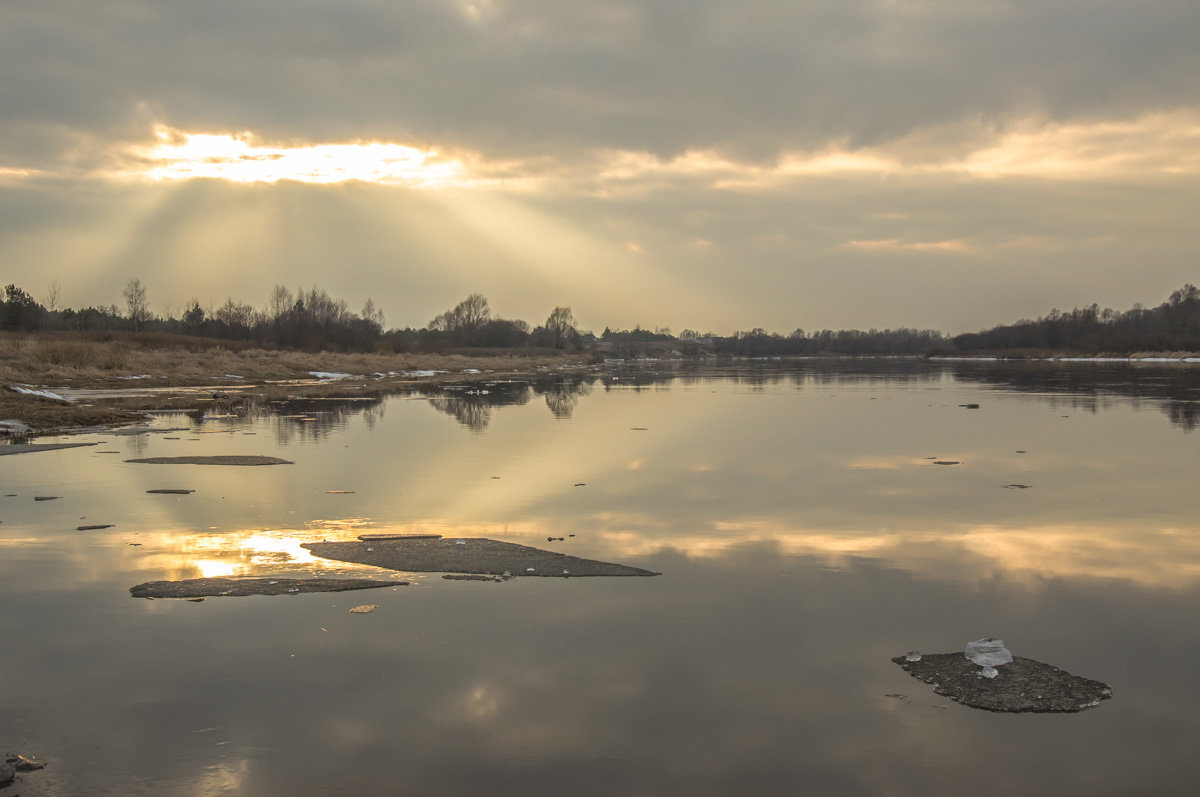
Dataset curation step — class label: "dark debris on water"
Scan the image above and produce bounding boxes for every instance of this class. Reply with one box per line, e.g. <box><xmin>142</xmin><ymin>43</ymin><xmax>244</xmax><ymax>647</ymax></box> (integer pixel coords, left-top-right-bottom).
<box><xmin>892</xmin><ymin>652</ymin><xmax>1113</xmax><ymax>713</ymax></box>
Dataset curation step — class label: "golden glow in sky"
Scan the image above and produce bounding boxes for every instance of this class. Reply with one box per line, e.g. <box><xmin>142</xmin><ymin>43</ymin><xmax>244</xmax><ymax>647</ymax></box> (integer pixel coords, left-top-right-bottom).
<box><xmin>131</xmin><ymin>126</ymin><xmax>472</xmax><ymax>187</ymax></box>
<box><xmin>116</xmin><ymin>111</ymin><xmax>1200</xmax><ymax>191</ymax></box>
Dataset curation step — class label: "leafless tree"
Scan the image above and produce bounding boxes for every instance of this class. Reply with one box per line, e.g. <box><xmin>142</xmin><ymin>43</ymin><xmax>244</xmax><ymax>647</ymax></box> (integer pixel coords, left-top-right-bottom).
<box><xmin>545</xmin><ymin>306</ymin><xmax>579</xmax><ymax>349</ymax></box>
<box><xmin>124</xmin><ymin>277</ymin><xmax>148</xmax><ymax>331</ymax></box>
<box><xmin>430</xmin><ymin>293</ymin><xmax>491</xmax><ymax>331</ymax></box>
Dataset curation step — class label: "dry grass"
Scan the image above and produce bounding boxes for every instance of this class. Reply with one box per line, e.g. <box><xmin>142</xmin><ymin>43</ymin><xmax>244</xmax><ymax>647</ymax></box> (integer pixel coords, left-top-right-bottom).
<box><xmin>0</xmin><ymin>332</ymin><xmax>594</xmax><ymax>434</ymax></box>
<box><xmin>0</xmin><ymin>332</ymin><xmax>590</xmax><ymax>388</ymax></box>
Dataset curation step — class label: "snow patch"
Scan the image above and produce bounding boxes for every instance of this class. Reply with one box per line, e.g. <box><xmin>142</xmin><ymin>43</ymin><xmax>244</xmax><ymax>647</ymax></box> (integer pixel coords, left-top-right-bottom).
<box><xmin>0</xmin><ymin>419</ymin><xmax>34</xmax><ymax>437</ymax></box>
<box><xmin>307</xmin><ymin>371</ymin><xmax>358</xmax><ymax>381</ymax></box>
<box><xmin>8</xmin><ymin>385</ymin><xmax>73</xmax><ymax>403</ymax></box>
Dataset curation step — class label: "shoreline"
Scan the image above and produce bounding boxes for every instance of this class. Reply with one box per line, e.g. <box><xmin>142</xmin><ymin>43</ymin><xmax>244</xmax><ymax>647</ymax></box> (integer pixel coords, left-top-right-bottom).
<box><xmin>0</xmin><ymin>339</ymin><xmax>598</xmax><ymax>438</ymax></box>
<box><xmin>5</xmin><ymin>336</ymin><xmax>1200</xmax><ymax>440</ymax></box>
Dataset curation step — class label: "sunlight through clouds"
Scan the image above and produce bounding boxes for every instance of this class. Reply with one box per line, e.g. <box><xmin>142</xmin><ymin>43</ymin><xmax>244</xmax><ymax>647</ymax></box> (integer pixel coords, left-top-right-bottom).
<box><xmin>128</xmin><ymin>125</ymin><xmax>473</xmax><ymax>187</ymax></box>
<box><xmin>106</xmin><ymin>111</ymin><xmax>1200</xmax><ymax>192</ymax></box>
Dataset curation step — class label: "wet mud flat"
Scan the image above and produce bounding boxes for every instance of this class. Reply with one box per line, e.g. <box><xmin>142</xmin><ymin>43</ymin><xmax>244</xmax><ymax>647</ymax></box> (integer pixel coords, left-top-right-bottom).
<box><xmin>130</xmin><ymin>577</ymin><xmax>405</xmax><ymax>599</ymax></box>
<box><xmin>893</xmin><ymin>652</ymin><xmax>1113</xmax><ymax>712</ymax></box>
<box><xmin>0</xmin><ymin>441</ymin><xmax>98</xmax><ymax>456</ymax></box>
<box><xmin>303</xmin><ymin>537</ymin><xmax>661</xmax><ymax>578</ymax></box>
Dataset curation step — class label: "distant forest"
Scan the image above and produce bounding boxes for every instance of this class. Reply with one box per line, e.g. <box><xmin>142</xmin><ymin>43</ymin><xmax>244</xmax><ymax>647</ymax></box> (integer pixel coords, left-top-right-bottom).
<box><xmin>949</xmin><ymin>284</ymin><xmax>1200</xmax><ymax>354</ymax></box>
<box><xmin>0</xmin><ymin>279</ymin><xmax>947</xmax><ymax>356</ymax></box>
<box><xmin>1</xmin><ymin>278</ymin><xmax>1197</xmax><ymax>357</ymax></box>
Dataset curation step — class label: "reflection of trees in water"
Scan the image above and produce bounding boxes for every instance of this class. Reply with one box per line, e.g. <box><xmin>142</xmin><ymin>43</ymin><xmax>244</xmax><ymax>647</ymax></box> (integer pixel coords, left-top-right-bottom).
<box><xmin>426</xmin><ymin>382</ymin><xmax>533</xmax><ymax>431</ymax></box>
<box><xmin>362</xmin><ymin>401</ymin><xmax>386</xmax><ymax>431</ymax></box>
<box><xmin>427</xmin><ymin>397</ymin><xmax>494</xmax><ymax>431</ymax></box>
<box><xmin>127</xmin><ymin>430</ymin><xmax>149</xmax><ymax>457</ymax></box>
<box><xmin>545</xmin><ymin>378</ymin><xmax>592</xmax><ymax>419</ymax></box>
<box><xmin>425</xmin><ymin>378</ymin><xmax>597</xmax><ymax>429</ymax></box>
<box><xmin>1166</xmin><ymin>403</ymin><xmax>1200</xmax><ymax>431</ymax></box>
<box><xmin>416</xmin><ymin>359</ymin><xmax>1200</xmax><ymax>433</ymax></box>
<box><xmin>176</xmin><ymin>397</ymin><xmax>386</xmax><ymax>444</ymax></box>
<box><xmin>951</xmin><ymin>361</ymin><xmax>1200</xmax><ymax>432</ymax></box>
<box><xmin>263</xmin><ymin>398</ymin><xmax>385</xmax><ymax>444</ymax></box>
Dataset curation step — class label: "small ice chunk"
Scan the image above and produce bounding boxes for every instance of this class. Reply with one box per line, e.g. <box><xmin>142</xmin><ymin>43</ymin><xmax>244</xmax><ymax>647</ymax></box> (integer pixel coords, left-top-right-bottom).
<box><xmin>9</xmin><ymin>385</ymin><xmax>72</xmax><ymax>402</ymax></box>
<box><xmin>455</xmin><ymin>539</ymin><xmax>466</xmax><ymax>545</ymax></box>
<box><xmin>981</xmin><ymin>665</ymin><xmax>999</xmax><ymax>679</ymax></box>
<box><xmin>965</xmin><ymin>637</ymin><xmax>1013</xmax><ymax>667</ymax></box>
<box><xmin>905</xmin><ymin>650</ymin><xmax>922</xmax><ymax>662</ymax></box>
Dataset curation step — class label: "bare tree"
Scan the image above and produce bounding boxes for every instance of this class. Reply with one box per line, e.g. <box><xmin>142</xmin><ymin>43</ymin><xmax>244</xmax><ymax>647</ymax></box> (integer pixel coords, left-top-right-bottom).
<box><xmin>124</xmin><ymin>277</ymin><xmax>148</xmax><ymax>331</ymax></box>
<box><xmin>430</xmin><ymin>293</ymin><xmax>491</xmax><ymax>331</ymax></box>
<box><xmin>46</xmin><ymin>280</ymin><xmax>61</xmax><ymax>312</ymax></box>
<box><xmin>268</xmin><ymin>284</ymin><xmax>293</xmax><ymax>322</ymax></box>
<box><xmin>361</xmin><ymin>298</ymin><xmax>385</xmax><ymax>329</ymax></box>
<box><xmin>545</xmin><ymin>306</ymin><xmax>579</xmax><ymax>349</ymax></box>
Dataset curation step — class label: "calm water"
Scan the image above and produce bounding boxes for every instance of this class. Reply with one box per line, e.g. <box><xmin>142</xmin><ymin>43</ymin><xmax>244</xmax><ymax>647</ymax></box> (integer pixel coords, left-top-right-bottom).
<box><xmin>3</xmin><ymin>360</ymin><xmax>1200</xmax><ymax>795</ymax></box>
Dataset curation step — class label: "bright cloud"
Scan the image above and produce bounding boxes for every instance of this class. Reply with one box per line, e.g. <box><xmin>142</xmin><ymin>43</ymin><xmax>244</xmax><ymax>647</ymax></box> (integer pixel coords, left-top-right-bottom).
<box><xmin>29</xmin><ymin>110</ymin><xmax>1200</xmax><ymax>194</ymax></box>
<box><xmin>126</xmin><ymin>126</ymin><xmax>473</xmax><ymax>187</ymax></box>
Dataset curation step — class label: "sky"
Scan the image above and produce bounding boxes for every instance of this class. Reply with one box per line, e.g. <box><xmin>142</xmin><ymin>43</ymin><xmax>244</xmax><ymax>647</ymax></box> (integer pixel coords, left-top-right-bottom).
<box><xmin>1</xmin><ymin>0</ymin><xmax>1198</xmax><ymax>335</ymax></box>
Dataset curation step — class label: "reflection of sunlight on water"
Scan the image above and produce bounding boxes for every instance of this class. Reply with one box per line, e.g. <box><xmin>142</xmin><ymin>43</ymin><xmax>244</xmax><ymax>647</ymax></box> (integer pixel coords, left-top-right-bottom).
<box><xmin>461</xmin><ymin>682</ymin><xmax>503</xmax><ymax>722</ymax></box>
<box><xmin>584</xmin><ymin>516</ymin><xmax>1200</xmax><ymax>589</ymax></box>
<box><xmin>193</xmin><ymin>559</ymin><xmax>240</xmax><ymax>578</ymax></box>
<box><xmin>143</xmin><ymin>526</ymin><xmax>364</xmax><ymax>580</ymax></box>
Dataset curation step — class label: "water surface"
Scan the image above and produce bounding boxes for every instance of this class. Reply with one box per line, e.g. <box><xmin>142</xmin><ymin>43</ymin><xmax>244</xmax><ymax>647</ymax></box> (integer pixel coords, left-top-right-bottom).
<box><xmin>3</xmin><ymin>361</ymin><xmax>1200</xmax><ymax>795</ymax></box>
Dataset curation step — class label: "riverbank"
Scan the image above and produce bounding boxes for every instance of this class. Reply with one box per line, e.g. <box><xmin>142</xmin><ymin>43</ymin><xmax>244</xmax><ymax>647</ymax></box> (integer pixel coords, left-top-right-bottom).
<box><xmin>0</xmin><ymin>333</ymin><xmax>595</xmax><ymax>437</ymax></box>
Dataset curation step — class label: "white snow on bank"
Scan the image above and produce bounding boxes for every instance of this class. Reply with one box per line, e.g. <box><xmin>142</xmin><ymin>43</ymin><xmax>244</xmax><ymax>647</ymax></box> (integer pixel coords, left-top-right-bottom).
<box><xmin>307</xmin><ymin>371</ymin><xmax>358</xmax><ymax>381</ymax></box>
<box><xmin>8</xmin><ymin>385</ymin><xmax>73</xmax><ymax>402</ymax></box>
<box><xmin>403</xmin><ymin>370</ymin><xmax>445</xmax><ymax>378</ymax></box>
<box><xmin>0</xmin><ymin>419</ymin><xmax>34</xmax><ymax>436</ymax></box>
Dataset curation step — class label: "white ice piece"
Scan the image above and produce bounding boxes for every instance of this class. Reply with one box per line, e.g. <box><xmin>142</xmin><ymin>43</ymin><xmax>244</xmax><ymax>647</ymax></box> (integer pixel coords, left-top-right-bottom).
<box><xmin>981</xmin><ymin>665</ymin><xmax>999</xmax><ymax>679</ymax></box>
<box><xmin>307</xmin><ymin>371</ymin><xmax>356</xmax><ymax>381</ymax></box>
<box><xmin>0</xmin><ymin>419</ymin><xmax>33</xmax><ymax>436</ymax></box>
<box><xmin>965</xmin><ymin>637</ymin><xmax>1013</xmax><ymax>667</ymax></box>
<box><xmin>8</xmin><ymin>385</ymin><xmax>72</xmax><ymax>402</ymax></box>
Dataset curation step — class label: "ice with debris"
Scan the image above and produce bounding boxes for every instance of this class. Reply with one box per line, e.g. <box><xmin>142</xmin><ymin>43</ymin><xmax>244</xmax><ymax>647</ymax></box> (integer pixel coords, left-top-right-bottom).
<box><xmin>965</xmin><ymin>637</ymin><xmax>1013</xmax><ymax>667</ymax></box>
<box><xmin>308</xmin><ymin>371</ymin><xmax>357</xmax><ymax>381</ymax></box>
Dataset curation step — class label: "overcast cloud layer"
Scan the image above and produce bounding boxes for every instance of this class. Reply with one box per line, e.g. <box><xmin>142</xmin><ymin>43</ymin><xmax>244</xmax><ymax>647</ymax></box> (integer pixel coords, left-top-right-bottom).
<box><xmin>2</xmin><ymin>0</ymin><xmax>1198</xmax><ymax>333</ymax></box>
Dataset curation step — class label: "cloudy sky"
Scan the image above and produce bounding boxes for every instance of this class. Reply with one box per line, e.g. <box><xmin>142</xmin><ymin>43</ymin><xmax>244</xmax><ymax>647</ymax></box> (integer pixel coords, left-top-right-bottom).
<box><xmin>2</xmin><ymin>0</ymin><xmax>1197</xmax><ymax>334</ymax></box>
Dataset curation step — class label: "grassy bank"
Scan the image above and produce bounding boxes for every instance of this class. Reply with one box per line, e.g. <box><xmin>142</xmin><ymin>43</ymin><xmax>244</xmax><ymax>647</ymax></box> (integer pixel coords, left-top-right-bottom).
<box><xmin>0</xmin><ymin>332</ymin><xmax>594</xmax><ymax>436</ymax></box>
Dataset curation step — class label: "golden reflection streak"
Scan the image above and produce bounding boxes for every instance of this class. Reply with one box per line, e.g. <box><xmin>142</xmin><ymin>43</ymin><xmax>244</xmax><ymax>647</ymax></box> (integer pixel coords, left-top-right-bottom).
<box><xmin>124</xmin><ymin>509</ymin><xmax>1200</xmax><ymax>591</ymax></box>
<box><xmin>584</xmin><ymin>518</ymin><xmax>1200</xmax><ymax>590</ymax></box>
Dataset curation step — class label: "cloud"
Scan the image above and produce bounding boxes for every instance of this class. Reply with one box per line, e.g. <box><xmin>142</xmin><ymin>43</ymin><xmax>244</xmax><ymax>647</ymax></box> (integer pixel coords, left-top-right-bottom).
<box><xmin>0</xmin><ymin>1</ymin><xmax>1197</xmax><ymax>335</ymax></box>
<box><xmin>4</xmin><ymin>1</ymin><xmax>1199</xmax><ymax>167</ymax></box>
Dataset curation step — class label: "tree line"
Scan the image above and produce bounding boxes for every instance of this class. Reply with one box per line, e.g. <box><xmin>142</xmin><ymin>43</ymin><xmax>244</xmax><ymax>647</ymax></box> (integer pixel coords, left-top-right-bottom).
<box><xmin>7</xmin><ymin>277</ymin><xmax>1195</xmax><ymax>356</ymax></box>
<box><xmin>0</xmin><ymin>281</ymin><xmax>590</xmax><ymax>353</ymax></box>
<box><xmin>948</xmin><ymin>284</ymin><xmax>1200</xmax><ymax>354</ymax></box>
<box><xmin>0</xmin><ymin>278</ymin><xmax>956</xmax><ymax>356</ymax></box>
